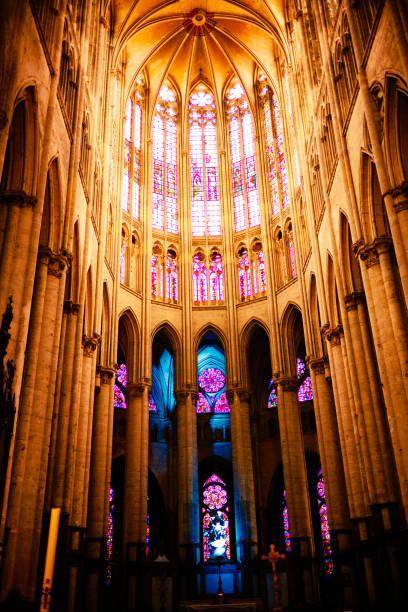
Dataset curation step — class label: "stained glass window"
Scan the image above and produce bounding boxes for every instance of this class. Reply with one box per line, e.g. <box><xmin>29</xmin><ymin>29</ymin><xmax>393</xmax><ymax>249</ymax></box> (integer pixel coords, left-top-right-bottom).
<box><xmin>238</xmin><ymin>246</ymin><xmax>266</xmax><ymax>300</ymax></box>
<box><xmin>146</xmin><ymin>496</ymin><xmax>150</xmax><ymax>557</ymax></box>
<box><xmin>122</xmin><ymin>85</ymin><xmax>143</xmax><ymax>218</ymax></box>
<box><xmin>226</xmin><ymin>81</ymin><xmax>260</xmax><ymax>231</ymax></box>
<box><xmin>202</xmin><ymin>474</ymin><xmax>231</xmax><ymax>562</ymax></box>
<box><xmin>199</xmin><ymin>368</ymin><xmax>225</xmax><ymax>393</ymax></box>
<box><xmin>268</xmin><ymin>379</ymin><xmax>278</xmax><ymax>408</ymax></box>
<box><xmin>148</xmin><ymin>394</ymin><xmax>157</xmax><ymax>412</ymax></box>
<box><xmin>214</xmin><ymin>392</ymin><xmax>230</xmax><ymax>413</ymax></box>
<box><xmin>209</xmin><ymin>254</ymin><xmax>224</xmax><ymax>302</ymax></box>
<box><xmin>258</xmin><ymin>73</ymin><xmax>291</xmax><ymax>214</ymax></box>
<box><xmin>106</xmin><ymin>485</ymin><xmax>114</xmax><ymax>584</ymax></box>
<box><xmin>120</xmin><ymin>233</ymin><xmax>126</xmax><ymax>284</ymax></box>
<box><xmin>297</xmin><ymin>357</ymin><xmax>314</xmax><ymax>402</ymax></box>
<box><xmin>114</xmin><ymin>363</ymin><xmax>127</xmax><ymax>409</ymax></box>
<box><xmin>282</xmin><ymin>489</ymin><xmax>291</xmax><ymax>552</ymax></box>
<box><xmin>196</xmin><ymin>392</ymin><xmax>211</xmax><ymax>413</ymax></box>
<box><xmin>151</xmin><ymin>253</ymin><xmax>164</xmax><ymax>299</ymax></box>
<box><xmin>193</xmin><ymin>254</ymin><xmax>208</xmax><ymax>303</ymax></box>
<box><xmin>189</xmin><ymin>85</ymin><xmax>221</xmax><ymax>237</ymax></box>
<box><xmin>152</xmin><ymin>84</ymin><xmax>178</xmax><ymax>233</ymax></box>
<box><xmin>317</xmin><ymin>471</ymin><xmax>334</xmax><ymax>577</ymax></box>
<box><xmin>110</xmin><ymin>78</ymin><xmax>118</xmax><ymax>193</ymax></box>
<box><xmin>165</xmin><ymin>250</ymin><xmax>178</xmax><ymax>303</ymax></box>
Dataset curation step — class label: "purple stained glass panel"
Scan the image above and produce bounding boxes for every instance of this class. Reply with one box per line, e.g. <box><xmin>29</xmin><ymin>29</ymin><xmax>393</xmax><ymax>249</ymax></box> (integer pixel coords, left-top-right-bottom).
<box><xmin>317</xmin><ymin>473</ymin><xmax>334</xmax><ymax>576</ymax></box>
<box><xmin>282</xmin><ymin>489</ymin><xmax>291</xmax><ymax>552</ymax></box>
<box><xmin>148</xmin><ymin>394</ymin><xmax>157</xmax><ymax>412</ymax></box>
<box><xmin>114</xmin><ymin>384</ymin><xmax>126</xmax><ymax>409</ymax></box>
<box><xmin>199</xmin><ymin>368</ymin><xmax>225</xmax><ymax>393</ymax></box>
<box><xmin>214</xmin><ymin>392</ymin><xmax>230</xmax><ymax>413</ymax></box>
<box><xmin>196</xmin><ymin>392</ymin><xmax>211</xmax><ymax>413</ymax></box>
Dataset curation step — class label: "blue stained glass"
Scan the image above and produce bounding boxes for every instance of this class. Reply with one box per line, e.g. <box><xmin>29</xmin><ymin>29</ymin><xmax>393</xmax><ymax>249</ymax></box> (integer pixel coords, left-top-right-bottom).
<box><xmin>202</xmin><ymin>475</ymin><xmax>231</xmax><ymax>562</ymax></box>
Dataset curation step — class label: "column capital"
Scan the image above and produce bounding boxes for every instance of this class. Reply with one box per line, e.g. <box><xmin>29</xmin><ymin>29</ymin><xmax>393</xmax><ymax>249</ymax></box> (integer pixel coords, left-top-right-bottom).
<box><xmin>82</xmin><ymin>333</ymin><xmax>101</xmax><ymax>357</ymax></box>
<box><xmin>355</xmin><ymin>237</ymin><xmax>392</xmax><ymax>267</ymax></box>
<box><xmin>309</xmin><ymin>357</ymin><xmax>326</xmax><ymax>375</ymax></box>
<box><xmin>127</xmin><ymin>381</ymin><xmax>151</xmax><ymax>397</ymax></box>
<box><xmin>174</xmin><ymin>389</ymin><xmax>198</xmax><ymax>403</ymax></box>
<box><xmin>344</xmin><ymin>291</ymin><xmax>365</xmax><ymax>311</ymax></box>
<box><xmin>275</xmin><ymin>376</ymin><xmax>298</xmax><ymax>392</ymax></box>
<box><xmin>38</xmin><ymin>247</ymin><xmax>71</xmax><ymax>277</ymax></box>
<box><xmin>323</xmin><ymin>325</ymin><xmax>344</xmax><ymax>345</ymax></box>
<box><xmin>0</xmin><ymin>190</ymin><xmax>37</xmax><ymax>208</ymax></box>
<box><xmin>385</xmin><ymin>180</ymin><xmax>408</xmax><ymax>213</ymax></box>
<box><xmin>63</xmin><ymin>300</ymin><xmax>80</xmax><ymax>314</ymax></box>
<box><xmin>97</xmin><ymin>365</ymin><xmax>116</xmax><ymax>384</ymax></box>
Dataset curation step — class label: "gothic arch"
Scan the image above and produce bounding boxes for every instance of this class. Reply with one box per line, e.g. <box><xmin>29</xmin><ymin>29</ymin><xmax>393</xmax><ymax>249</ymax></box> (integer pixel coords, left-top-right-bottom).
<box><xmin>384</xmin><ymin>74</ymin><xmax>408</xmax><ymax>186</ymax></box>
<box><xmin>241</xmin><ymin>319</ymin><xmax>272</xmax><ymax>395</ymax></box>
<box><xmin>309</xmin><ymin>274</ymin><xmax>324</xmax><ymax>358</ymax></box>
<box><xmin>340</xmin><ymin>212</ymin><xmax>363</xmax><ymax>295</ymax></box>
<box><xmin>151</xmin><ymin>322</ymin><xmax>181</xmax><ymax>392</ymax></box>
<box><xmin>280</xmin><ymin>302</ymin><xmax>303</xmax><ymax>376</ymax></box>
<box><xmin>194</xmin><ymin>324</ymin><xmax>230</xmax><ymax>388</ymax></box>
<box><xmin>101</xmin><ymin>282</ymin><xmax>111</xmax><ymax>365</ymax></box>
<box><xmin>1</xmin><ymin>86</ymin><xmax>37</xmax><ymax>196</ymax></box>
<box><xmin>326</xmin><ymin>254</ymin><xmax>341</xmax><ymax>327</ymax></box>
<box><xmin>84</xmin><ymin>266</ymin><xmax>94</xmax><ymax>338</ymax></box>
<box><xmin>118</xmin><ymin>308</ymin><xmax>140</xmax><ymax>382</ymax></box>
<box><xmin>39</xmin><ymin>158</ymin><xmax>63</xmax><ymax>251</ymax></box>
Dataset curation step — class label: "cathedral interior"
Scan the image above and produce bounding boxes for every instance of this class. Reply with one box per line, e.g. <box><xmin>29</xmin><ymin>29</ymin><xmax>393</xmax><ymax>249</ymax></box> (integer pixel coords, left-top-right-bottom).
<box><xmin>1</xmin><ymin>1</ymin><xmax>408</xmax><ymax>610</ymax></box>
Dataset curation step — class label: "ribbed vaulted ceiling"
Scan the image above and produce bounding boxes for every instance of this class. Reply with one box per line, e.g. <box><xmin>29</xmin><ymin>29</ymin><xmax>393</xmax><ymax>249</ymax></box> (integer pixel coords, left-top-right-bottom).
<box><xmin>111</xmin><ymin>1</ymin><xmax>288</xmax><ymax>124</ymax></box>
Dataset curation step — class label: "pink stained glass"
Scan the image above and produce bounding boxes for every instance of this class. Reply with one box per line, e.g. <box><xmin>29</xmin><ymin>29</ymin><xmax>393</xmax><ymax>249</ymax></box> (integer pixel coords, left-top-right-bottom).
<box><xmin>296</xmin><ymin>357</ymin><xmax>306</xmax><ymax>379</ymax></box>
<box><xmin>258</xmin><ymin>251</ymin><xmax>266</xmax><ymax>293</ymax></box>
<box><xmin>166</xmin><ymin>118</ymin><xmax>178</xmax><ymax>234</ymax></box>
<box><xmin>189</xmin><ymin>88</ymin><xmax>221</xmax><ymax>237</ymax></box>
<box><xmin>193</xmin><ymin>255</ymin><xmax>208</xmax><ymax>302</ymax></box>
<box><xmin>110</xmin><ymin>79</ymin><xmax>118</xmax><ymax>194</ymax></box>
<box><xmin>117</xmin><ymin>363</ymin><xmax>127</xmax><ymax>387</ymax></box>
<box><xmin>166</xmin><ymin>253</ymin><xmax>178</xmax><ymax>302</ymax></box>
<box><xmin>204</xmin><ymin>474</ymin><xmax>225</xmax><ymax>487</ymax></box>
<box><xmin>114</xmin><ymin>385</ymin><xmax>126</xmax><ymax>409</ymax></box>
<box><xmin>317</xmin><ymin>473</ymin><xmax>334</xmax><ymax>577</ymax></box>
<box><xmin>199</xmin><ymin>368</ymin><xmax>225</xmax><ymax>393</ymax></box>
<box><xmin>148</xmin><ymin>394</ymin><xmax>157</xmax><ymax>412</ymax></box>
<box><xmin>272</xmin><ymin>95</ymin><xmax>290</xmax><ymax>208</ymax></box>
<box><xmin>151</xmin><ymin>255</ymin><xmax>158</xmax><ymax>297</ymax></box>
<box><xmin>106</xmin><ymin>486</ymin><xmax>114</xmax><ymax>584</ymax></box>
<box><xmin>209</xmin><ymin>255</ymin><xmax>224</xmax><ymax>302</ymax></box>
<box><xmin>238</xmin><ymin>251</ymin><xmax>251</xmax><ymax>299</ymax></box>
<box><xmin>214</xmin><ymin>392</ymin><xmax>230</xmax><ymax>413</ymax></box>
<box><xmin>152</xmin><ymin>114</ymin><xmax>164</xmax><ymax>230</ymax></box>
<box><xmin>282</xmin><ymin>490</ymin><xmax>291</xmax><ymax>552</ymax></box>
<box><xmin>289</xmin><ymin>239</ymin><xmax>296</xmax><ymax>278</ymax></box>
<box><xmin>268</xmin><ymin>379</ymin><xmax>278</xmax><ymax>408</ymax></box>
<box><xmin>132</xmin><ymin>103</ymin><xmax>142</xmax><ymax>219</ymax></box>
<box><xmin>263</xmin><ymin>102</ymin><xmax>280</xmax><ymax>215</ymax></box>
<box><xmin>196</xmin><ymin>392</ymin><xmax>211</xmax><ymax>413</ymax></box>
<box><xmin>298</xmin><ymin>376</ymin><xmax>314</xmax><ymax>402</ymax></box>
<box><xmin>285</xmin><ymin>71</ymin><xmax>301</xmax><ymax>187</ymax></box>
<box><xmin>120</xmin><ymin>237</ymin><xmax>126</xmax><ymax>284</ymax></box>
<box><xmin>203</xmin><ymin>484</ymin><xmax>228</xmax><ymax>510</ymax></box>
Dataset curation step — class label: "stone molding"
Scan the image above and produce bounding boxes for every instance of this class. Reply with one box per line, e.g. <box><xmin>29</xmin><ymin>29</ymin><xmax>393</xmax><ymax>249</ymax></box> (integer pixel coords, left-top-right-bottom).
<box><xmin>323</xmin><ymin>324</ymin><xmax>344</xmax><ymax>346</ymax></box>
<box><xmin>355</xmin><ymin>236</ymin><xmax>392</xmax><ymax>268</ymax></box>
<box><xmin>385</xmin><ymin>180</ymin><xmax>408</xmax><ymax>213</ymax></box>
<box><xmin>38</xmin><ymin>247</ymin><xmax>70</xmax><ymax>277</ymax></box>
<box><xmin>97</xmin><ymin>365</ymin><xmax>115</xmax><ymax>384</ymax></box>
<box><xmin>63</xmin><ymin>300</ymin><xmax>80</xmax><ymax>314</ymax></box>
<box><xmin>174</xmin><ymin>389</ymin><xmax>198</xmax><ymax>404</ymax></box>
<box><xmin>82</xmin><ymin>333</ymin><xmax>101</xmax><ymax>357</ymax></box>
<box><xmin>275</xmin><ymin>376</ymin><xmax>298</xmax><ymax>392</ymax></box>
<box><xmin>127</xmin><ymin>381</ymin><xmax>151</xmax><ymax>397</ymax></box>
<box><xmin>344</xmin><ymin>291</ymin><xmax>365</xmax><ymax>311</ymax></box>
<box><xmin>309</xmin><ymin>357</ymin><xmax>326</xmax><ymax>375</ymax></box>
<box><xmin>0</xmin><ymin>190</ymin><xmax>37</xmax><ymax>208</ymax></box>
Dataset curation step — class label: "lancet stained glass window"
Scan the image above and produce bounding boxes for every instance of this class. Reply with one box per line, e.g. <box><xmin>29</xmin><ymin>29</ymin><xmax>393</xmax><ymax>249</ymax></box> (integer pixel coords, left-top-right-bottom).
<box><xmin>152</xmin><ymin>84</ymin><xmax>178</xmax><ymax>233</ymax></box>
<box><xmin>106</xmin><ymin>485</ymin><xmax>114</xmax><ymax>584</ymax></box>
<box><xmin>193</xmin><ymin>254</ymin><xmax>208</xmax><ymax>303</ymax></box>
<box><xmin>282</xmin><ymin>489</ymin><xmax>291</xmax><ymax>552</ymax></box>
<box><xmin>202</xmin><ymin>474</ymin><xmax>231</xmax><ymax>562</ymax></box>
<box><xmin>114</xmin><ymin>363</ymin><xmax>127</xmax><ymax>409</ymax></box>
<box><xmin>226</xmin><ymin>81</ymin><xmax>260</xmax><ymax>231</ymax></box>
<box><xmin>166</xmin><ymin>250</ymin><xmax>178</xmax><ymax>302</ymax></box>
<box><xmin>297</xmin><ymin>357</ymin><xmax>314</xmax><ymax>402</ymax></box>
<box><xmin>189</xmin><ymin>86</ymin><xmax>221</xmax><ymax>237</ymax></box>
<box><xmin>259</xmin><ymin>73</ymin><xmax>291</xmax><ymax>214</ymax></box>
<box><xmin>268</xmin><ymin>379</ymin><xmax>278</xmax><ymax>408</ymax></box>
<box><xmin>209</xmin><ymin>254</ymin><xmax>224</xmax><ymax>302</ymax></box>
<box><xmin>151</xmin><ymin>252</ymin><xmax>164</xmax><ymax>299</ymax></box>
<box><xmin>122</xmin><ymin>81</ymin><xmax>143</xmax><ymax>218</ymax></box>
<box><xmin>238</xmin><ymin>246</ymin><xmax>266</xmax><ymax>300</ymax></box>
<box><xmin>317</xmin><ymin>471</ymin><xmax>334</xmax><ymax>577</ymax></box>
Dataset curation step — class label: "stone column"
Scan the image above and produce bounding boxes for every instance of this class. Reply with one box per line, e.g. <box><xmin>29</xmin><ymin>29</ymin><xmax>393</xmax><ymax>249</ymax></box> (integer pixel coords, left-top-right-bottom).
<box><xmin>85</xmin><ymin>365</ymin><xmax>114</xmax><ymax>612</ymax></box>
<box><xmin>275</xmin><ymin>377</ymin><xmax>315</xmax><ymax>605</ymax></box>
<box><xmin>228</xmin><ymin>391</ymin><xmax>257</xmax><ymax>561</ymax></box>
<box><xmin>1</xmin><ymin>248</ymin><xmax>68</xmax><ymax>599</ymax></box>
<box><xmin>124</xmin><ymin>383</ymin><xmax>149</xmax><ymax>557</ymax></box>
<box><xmin>176</xmin><ymin>391</ymin><xmax>199</xmax><ymax>561</ymax></box>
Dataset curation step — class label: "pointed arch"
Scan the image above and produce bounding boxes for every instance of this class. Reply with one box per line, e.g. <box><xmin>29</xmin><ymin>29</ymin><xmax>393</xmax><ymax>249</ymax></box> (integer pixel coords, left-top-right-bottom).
<box><xmin>340</xmin><ymin>212</ymin><xmax>363</xmax><ymax>294</ymax></box>
<box><xmin>101</xmin><ymin>282</ymin><xmax>111</xmax><ymax>365</ymax></box>
<box><xmin>309</xmin><ymin>274</ymin><xmax>324</xmax><ymax>358</ymax></box>
<box><xmin>280</xmin><ymin>302</ymin><xmax>303</xmax><ymax>375</ymax></box>
<box><xmin>384</xmin><ymin>74</ymin><xmax>408</xmax><ymax>186</ymax></box>
<box><xmin>118</xmin><ymin>308</ymin><xmax>140</xmax><ymax>383</ymax></box>
<box><xmin>1</xmin><ymin>86</ymin><xmax>37</xmax><ymax>196</ymax></box>
<box><xmin>326</xmin><ymin>254</ymin><xmax>341</xmax><ymax>328</ymax></box>
<box><xmin>151</xmin><ymin>321</ymin><xmax>182</xmax><ymax>392</ymax></box>
<box><xmin>240</xmin><ymin>318</ymin><xmax>271</xmax><ymax>393</ymax></box>
<box><xmin>194</xmin><ymin>324</ymin><xmax>230</xmax><ymax>388</ymax></box>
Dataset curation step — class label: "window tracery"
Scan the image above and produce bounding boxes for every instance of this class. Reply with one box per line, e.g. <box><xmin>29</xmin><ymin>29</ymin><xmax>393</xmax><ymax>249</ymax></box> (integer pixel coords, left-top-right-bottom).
<box><xmin>122</xmin><ymin>78</ymin><xmax>143</xmax><ymax>218</ymax></box>
<box><xmin>238</xmin><ymin>243</ymin><xmax>266</xmax><ymax>300</ymax></box>
<box><xmin>151</xmin><ymin>245</ymin><xmax>164</xmax><ymax>299</ymax></box>
<box><xmin>59</xmin><ymin>21</ymin><xmax>77</xmax><ymax>129</ymax></box>
<box><xmin>334</xmin><ymin>16</ymin><xmax>358</xmax><ymax>125</ymax></box>
<box><xmin>189</xmin><ymin>85</ymin><xmax>221</xmax><ymax>237</ymax></box>
<box><xmin>152</xmin><ymin>84</ymin><xmax>178</xmax><ymax>233</ymax></box>
<box><xmin>226</xmin><ymin>81</ymin><xmax>260</xmax><ymax>231</ymax></box>
<box><xmin>165</xmin><ymin>249</ymin><xmax>178</xmax><ymax>303</ymax></box>
<box><xmin>258</xmin><ymin>74</ymin><xmax>291</xmax><ymax>215</ymax></box>
<box><xmin>113</xmin><ymin>363</ymin><xmax>127</xmax><ymax>409</ymax></box>
<box><xmin>297</xmin><ymin>357</ymin><xmax>314</xmax><ymax>402</ymax></box>
<box><xmin>202</xmin><ymin>474</ymin><xmax>231</xmax><ymax>562</ymax></box>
